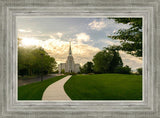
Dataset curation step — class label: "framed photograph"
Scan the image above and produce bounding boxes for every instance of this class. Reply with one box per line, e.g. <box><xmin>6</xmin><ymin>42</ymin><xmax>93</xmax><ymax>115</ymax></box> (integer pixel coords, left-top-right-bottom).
<box><xmin>0</xmin><ymin>0</ymin><xmax>159</xmax><ymax>118</ymax></box>
<box><xmin>17</xmin><ymin>17</ymin><xmax>143</xmax><ymax>101</ymax></box>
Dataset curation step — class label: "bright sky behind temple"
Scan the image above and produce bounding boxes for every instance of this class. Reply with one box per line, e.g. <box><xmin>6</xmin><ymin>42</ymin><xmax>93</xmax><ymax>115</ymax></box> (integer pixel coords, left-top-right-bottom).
<box><xmin>17</xmin><ymin>17</ymin><xmax>142</xmax><ymax>71</ymax></box>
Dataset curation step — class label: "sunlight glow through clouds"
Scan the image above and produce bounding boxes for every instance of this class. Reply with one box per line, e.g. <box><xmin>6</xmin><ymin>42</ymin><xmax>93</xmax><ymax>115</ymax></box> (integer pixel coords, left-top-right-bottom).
<box><xmin>20</xmin><ymin>36</ymin><xmax>100</xmax><ymax>66</ymax></box>
<box><xmin>20</xmin><ymin>37</ymin><xmax>42</xmax><ymax>47</ymax></box>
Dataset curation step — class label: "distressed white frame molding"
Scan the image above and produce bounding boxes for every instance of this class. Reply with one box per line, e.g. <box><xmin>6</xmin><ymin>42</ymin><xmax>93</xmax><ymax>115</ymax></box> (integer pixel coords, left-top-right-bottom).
<box><xmin>0</xmin><ymin>0</ymin><xmax>159</xmax><ymax>118</ymax></box>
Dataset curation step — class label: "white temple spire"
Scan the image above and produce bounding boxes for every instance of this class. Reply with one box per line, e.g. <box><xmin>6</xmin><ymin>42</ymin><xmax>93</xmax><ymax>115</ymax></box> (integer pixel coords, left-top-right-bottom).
<box><xmin>69</xmin><ymin>41</ymin><xmax>72</xmax><ymax>56</ymax></box>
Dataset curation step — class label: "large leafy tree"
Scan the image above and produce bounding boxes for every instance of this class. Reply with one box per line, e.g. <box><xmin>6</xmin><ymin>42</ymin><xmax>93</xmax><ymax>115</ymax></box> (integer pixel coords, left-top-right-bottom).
<box><xmin>104</xmin><ymin>46</ymin><xmax>123</xmax><ymax>72</ymax></box>
<box><xmin>18</xmin><ymin>43</ymin><xmax>57</xmax><ymax>76</ymax></box>
<box><xmin>108</xmin><ymin>18</ymin><xmax>142</xmax><ymax>57</ymax></box>
<box><xmin>31</xmin><ymin>47</ymin><xmax>57</xmax><ymax>75</ymax></box>
<box><xmin>93</xmin><ymin>46</ymin><xmax>123</xmax><ymax>73</ymax></box>
<box><xmin>80</xmin><ymin>61</ymin><xmax>94</xmax><ymax>74</ymax></box>
<box><xmin>93</xmin><ymin>50</ymin><xmax>112</xmax><ymax>73</ymax></box>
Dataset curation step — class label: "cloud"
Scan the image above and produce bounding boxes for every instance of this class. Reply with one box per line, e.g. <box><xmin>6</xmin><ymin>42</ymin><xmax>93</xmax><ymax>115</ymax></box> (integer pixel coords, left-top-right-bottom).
<box><xmin>20</xmin><ymin>37</ymin><xmax>42</xmax><ymax>47</ymax></box>
<box><xmin>105</xmin><ymin>40</ymin><xmax>120</xmax><ymax>46</ymax></box>
<box><xmin>88</xmin><ymin>19</ymin><xmax>130</xmax><ymax>32</ymax></box>
<box><xmin>18</xmin><ymin>29</ymin><xmax>32</xmax><ymax>33</ymax></box>
<box><xmin>99</xmin><ymin>39</ymin><xmax>120</xmax><ymax>47</ymax></box>
<box><xmin>19</xmin><ymin>31</ymin><xmax>64</xmax><ymax>41</ymax></box>
<box><xmin>88</xmin><ymin>20</ymin><xmax>107</xmax><ymax>31</ymax></box>
<box><xmin>50</xmin><ymin>32</ymin><xmax>63</xmax><ymax>39</ymax></box>
<box><xmin>56</xmin><ymin>32</ymin><xmax>63</xmax><ymax>38</ymax></box>
<box><xmin>75</xmin><ymin>33</ymin><xmax>91</xmax><ymax>43</ymax></box>
<box><xmin>116</xmin><ymin>23</ymin><xmax>130</xmax><ymax>29</ymax></box>
<box><xmin>42</xmin><ymin>38</ymin><xmax>100</xmax><ymax>65</ymax></box>
<box><xmin>119</xmin><ymin>51</ymin><xmax>142</xmax><ymax>71</ymax></box>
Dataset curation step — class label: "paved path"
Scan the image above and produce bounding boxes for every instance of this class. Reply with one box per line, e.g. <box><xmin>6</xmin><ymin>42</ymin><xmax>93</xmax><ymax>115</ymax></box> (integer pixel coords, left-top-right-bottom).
<box><xmin>42</xmin><ymin>75</ymin><xmax>72</xmax><ymax>100</ymax></box>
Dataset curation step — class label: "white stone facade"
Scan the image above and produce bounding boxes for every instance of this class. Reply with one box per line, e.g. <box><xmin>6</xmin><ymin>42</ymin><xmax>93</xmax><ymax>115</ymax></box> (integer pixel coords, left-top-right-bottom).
<box><xmin>58</xmin><ymin>42</ymin><xmax>80</xmax><ymax>73</ymax></box>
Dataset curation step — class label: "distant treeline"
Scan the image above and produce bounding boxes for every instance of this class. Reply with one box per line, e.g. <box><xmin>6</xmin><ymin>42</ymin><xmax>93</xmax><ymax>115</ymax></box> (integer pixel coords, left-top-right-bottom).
<box><xmin>80</xmin><ymin>46</ymin><xmax>142</xmax><ymax>75</ymax></box>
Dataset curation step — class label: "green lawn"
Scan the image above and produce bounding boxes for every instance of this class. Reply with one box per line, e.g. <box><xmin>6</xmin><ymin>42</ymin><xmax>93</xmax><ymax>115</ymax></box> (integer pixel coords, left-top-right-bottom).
<box><xmin>64</xmin><ymin>74</ymin><xmax>142</xmax><ymax>100</ymax></box>
<box><xmin>18</xmin><ymin>75</ymin><xmax>66</xmax><ymax>100</ymax></box>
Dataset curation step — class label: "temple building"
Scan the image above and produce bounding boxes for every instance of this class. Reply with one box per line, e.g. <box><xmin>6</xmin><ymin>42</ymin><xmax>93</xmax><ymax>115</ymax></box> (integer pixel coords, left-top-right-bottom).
<box><xmin>58</xmin><ymin>42</ymin><xmax>80</xmax><ymax>73</ymax></box>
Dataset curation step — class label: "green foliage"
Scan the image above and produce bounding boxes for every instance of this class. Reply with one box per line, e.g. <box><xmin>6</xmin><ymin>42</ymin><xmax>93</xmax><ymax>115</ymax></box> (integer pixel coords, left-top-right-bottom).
<box><xmin>93</xmin><ymin>50</ymin><xmax>112</xmax><ymax>73</ymax></box>
<box><xmin>137</xmin><ymin>68</ymin><xmax>142</xmax><ymax>75</ymax></box>
<box><xmin>93</xmin><ymin>46</ymin><xmax>123</xmax><ymax>73</ymax></box>
<box><xmin>114</xmin><ymin>65</ymin><xmax>131</xmax><ymax>74</ymax></box>
<box><xmin>64</xmin><ymin>74</ymin><xmax>142</xmax><ymax>100</ymax></box>
<box><xmin>80</xmin><ymin>61</ymin><xmax>94</xmax><ymax>74</ymax></box>
<box><xmin>52</xmin><ymin>70</ymin><xmax>59</xmax><ymax>74</ymax></box>
<box><xmin>113</xmin><ymin>18</ymin><xmax>142</xmax><ymax>29</ymax></box>
<box><xmin>108</xmin><ymin>18</ymin><xmax>142</xmax><ymax>57</ymax></box>
<box><xmin>18</xmin><ymin>75</ymin><xmax>66</xmax><ymax>100</ymax></box>
<box><xmin>18</xmin><ymin>45</ymin><xmax>57</xmax><ymax>76</ymax></box>
<box><xmin>61</xmin><ymin>69</ymin><xmax>65</xmax><ymax>74</ymax></box>
<box><xmin>65</xmin><ymin>72</ymin><xmax>76</xmax><ymax>75</ymax></box>
<box><xmin>104</xmin><ymin>46</ymin><xmax>123</xmax><ymax>72</ymax></box>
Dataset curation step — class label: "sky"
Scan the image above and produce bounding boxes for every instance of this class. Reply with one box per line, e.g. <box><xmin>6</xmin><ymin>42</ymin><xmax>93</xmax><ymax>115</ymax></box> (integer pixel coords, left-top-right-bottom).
<box><xmin>17</xmin><ymin>17</ymin><xmax>142</xmax><ymax>71</ymax></box>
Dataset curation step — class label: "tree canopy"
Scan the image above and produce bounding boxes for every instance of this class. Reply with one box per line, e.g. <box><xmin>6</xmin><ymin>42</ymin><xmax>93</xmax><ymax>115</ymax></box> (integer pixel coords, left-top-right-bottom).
<box><xmin>108</xmin><ymin>18</ymin><xmax>142</xmax><ymax>57</ymax></box>
<box><xmin>18</xmin><ymin>43</ymin><xmax>57</xmax><ymax>76</ymax></box>
<box><xmin>93</xmin><ymin>46</ymin><xmax>123</xmax><ymax>73</ymax></box>
<box><xmin>80</xmin><ymin>61</ymin><xmax>94</xmax><ymax>74</ymax></box>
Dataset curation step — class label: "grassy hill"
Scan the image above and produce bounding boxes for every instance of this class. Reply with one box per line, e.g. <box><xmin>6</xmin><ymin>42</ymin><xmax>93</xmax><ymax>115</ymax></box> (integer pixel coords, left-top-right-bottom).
<box><xmin>18</xmin><ymin>75</ymin><xmax>66</xmax><ymax>100</ymax></box>
<box><xmin>64</xmin><ymin>74</ymin><xmax>142</xmax><ymax>100</ymax></box>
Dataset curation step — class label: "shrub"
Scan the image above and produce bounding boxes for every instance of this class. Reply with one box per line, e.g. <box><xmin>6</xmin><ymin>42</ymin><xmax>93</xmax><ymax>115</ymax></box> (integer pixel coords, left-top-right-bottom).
<box><xmin>70</xmin><ymin>72</ymin><xmax>76</xmax><ymax>75</ymax></box>
<box><xmin>65</xmin><ymin>72</ymin><xmax>76</xmax><ymax>75</ymax></box>
<box><xmin>137</xmin><ymin>68</ymin><xmax>142</xmax><ymax>75</ymax></box>
<box><xmin>61</xmin><ymin>69</ymin><xmax>65</xmax><ymax>74</ymax></box>
<box><xmin>114</xmin><ymin>65</ymin><xmax>131</xmax><ymax>74</ymax></box>
<box><xmin>88</xmin><ymin>73</ymin><xmax>95</xmax><ymax>75</ymax></box>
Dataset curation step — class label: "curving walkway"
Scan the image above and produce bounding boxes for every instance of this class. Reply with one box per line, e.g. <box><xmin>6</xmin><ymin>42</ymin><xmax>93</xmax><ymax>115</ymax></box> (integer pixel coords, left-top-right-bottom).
<box><xmin>42</xmin><ymin>75</ymin><xmax>72</xmax><ymax>100</ymax></box>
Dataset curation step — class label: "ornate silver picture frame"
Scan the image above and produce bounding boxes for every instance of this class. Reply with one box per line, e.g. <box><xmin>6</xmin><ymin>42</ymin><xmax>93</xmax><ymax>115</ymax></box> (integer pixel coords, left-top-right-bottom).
<box><xmin>0</xmin><ymin>0</ymin><xmax>159</xmax><ymax>117</ymax></box>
